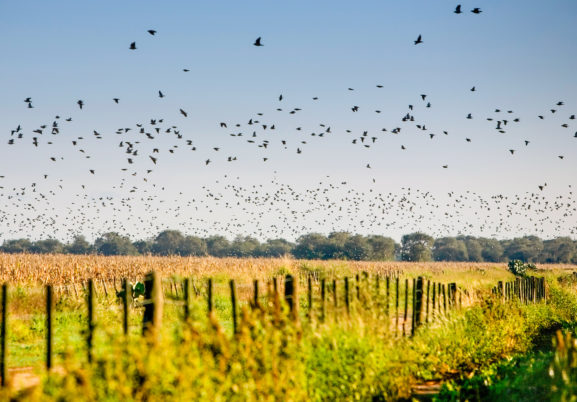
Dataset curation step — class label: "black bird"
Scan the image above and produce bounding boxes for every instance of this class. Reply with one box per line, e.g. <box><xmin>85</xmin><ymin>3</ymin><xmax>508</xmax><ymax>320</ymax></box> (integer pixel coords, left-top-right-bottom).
<box><xmin>414</xmin><ymin>34</ymin><xmax>423</xmax><ymax>45</ymax></box>
<box><xmin>254</xmin><ymin>37</ymin><xmax>263</xmax><ymax>46</ymax></box>
<box><xmin>454</xmin><ymin>5</ymin><xmax>462</xmax><ymax>14</ymax></box>
<box><xmin>77</xmin><ymin>100</ymin><xmax>84</xmax><ymax>109</ymax></box>
<box><xmin>470</xmin><ymin>86</ymin><xmax>476</xmax><ymax>92</ymax></box>
<box><xmin>158</xmin><ymin>90</ymin><xmax>165</xmax><ymax>98</ymax></box>
<box><xmin>471</xmin><ymin>8</ymin><xmax>482</xmax><ymax>14</ymax></box>
<box><xmin>147</xmin><ymin>30</ymin><xmax>156</xmax><ymax>35</ymax></box>
<box><xmin>509</xmin><ymin>149</ymin><xmax>515</xmax><ymax>155</ymax></box>
<box><xmin>443</xmin><ymin>165</ymin><xmax>448</xmax><ymax>168</ymax></box>
<box><xmin>129</xmin><ymin>42</ymin><xmax>137</xmax><ymax>50</ymax></box>
<box><xmin>113</xmin><ymin>98</ymin><xmax>119</xmax><ymax>103</ymax></box>
<box><xmin>183</xmin><ymin>69</ymin><xmax>189</xmax><ymax>72</ymax></box>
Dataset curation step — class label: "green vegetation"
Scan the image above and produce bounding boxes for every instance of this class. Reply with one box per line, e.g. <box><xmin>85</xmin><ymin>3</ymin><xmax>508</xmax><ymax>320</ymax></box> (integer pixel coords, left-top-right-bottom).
<box><xmin>1</xmin><ymin>265</ymin><xmax>577</xmax><ymax>400</ymax></box>
<box><xmin>2</xmin><ymin>231</ymin><xmax>577</xmax><ymax>263</ymax></box>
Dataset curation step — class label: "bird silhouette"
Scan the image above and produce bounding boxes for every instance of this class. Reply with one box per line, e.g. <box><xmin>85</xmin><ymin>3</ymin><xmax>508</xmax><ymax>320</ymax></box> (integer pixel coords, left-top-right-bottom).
<box><xmin>414</xmin><ymin>34</ymin><xmax>423</xmax><ymax>45</ymax></box>
<box><xmin>254</xmin><ymin>37</ymin><xmax>263</xmax><ymax>46</ymax></box>
<box><xmin>454</xmin><ymin>5</ymin><xmax>462</xmax><ymax>14</ymax></box>
<box><xmin>129</xmin><ymin>42</ymin><xmax>137</xmax><ymax>50</ymax></box>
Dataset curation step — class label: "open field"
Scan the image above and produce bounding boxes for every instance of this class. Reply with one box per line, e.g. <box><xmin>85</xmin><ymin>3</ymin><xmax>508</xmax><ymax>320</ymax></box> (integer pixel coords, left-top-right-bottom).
<box><xmin>1</xmin><ymin>254</ymin><xmax>577</xmax><ymax>400</ymax></box>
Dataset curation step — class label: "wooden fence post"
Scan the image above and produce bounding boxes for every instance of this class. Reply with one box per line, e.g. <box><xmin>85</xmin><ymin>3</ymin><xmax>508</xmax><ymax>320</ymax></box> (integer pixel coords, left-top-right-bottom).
<box><xmin>1</xmin><ymin>284</ymin><xmax>7</xmax><ymax>387</ymax></box>
<box><xmin>230</xmin><ymin>280</ymin><xmax>238</xmax><ymax>335</ymax></box>
<box><xmin>87</xmin><ymin>279</ymin><xmax>94</xmax><ymax>363</ymax></box>
<box><xmin>122</xmin><ymin>279</ymin><xmax>129</xmax><ymax>336</ymax></box>
<box><xmin>284</xmin><ymin>274</ymin><xmax>298</xmax><ymax>322</ymax></box>
<box><xmin>385</xmin><ymin>276</ymin><xmax>390</xmax><ymax>317</ymax></box>
<box><xmin>449</xmin><ymin>283</ymin><xmax>457</xmax><ymax>307</ymax></box>
<box><xmin>414</xmin><ymin>277</ymin><xmax>424</xmax><ymax>332</ymax></box>
<box><xmin>426</xmin><ymin>279</ymin><xmax>431</xmax><ymax>323</ymax></box>
<box><xmin>333</xmin><ymin>279</ymin><xmax>337</xmax><ymax>309</ymax></box>
<box><xmin>411</xmin><ymin>278</ymin><xmax>416</xmax><ymax>336</ymax></box>
<box><xmin>253</xmin><ymin>280</ymin><xmax>259</xmax><ymax>309</ymax></box>
<box><xmin>321</xmin><ymin>278</ymin><xmax>326</xmax><ymax>321</ymax></box>
<box><xmin>183</xmin><ymin>278</ymin><xmax>190</xmax><ymax>322</ymax></box>
<box><xmin>344</xmin><ymin>277</ymin><xmax>350</xmax><ymax>315</ymax></box>
<box><xmin>403</xmin><ymin>279</ymin><xmax>408</xmax><ymax>337</ymax></box>
<box><xmin>46</xmin><ymin>284</ymin><xmax>53</xmax><ymax>371</ymax></box>
<box><xmin>307</xmin><ymin>276</ymin><xmax>313</xmax><ymax>319</ymax></box>
<box><xmin>142</xmin><ymin>272</ymin><xmax>163</xmax><ymax>341</ymax></box>
<box><xmin>432</xmin><ymin>282</ymin><xmax>436</xmax><ymax>319</ymax></box>
<box><xmin>207</xmin><ymin>278</ymin><xmax>213</xmax><ymax>315</ymax></box>
<box><xmin>395</xmin><ymin>277</ymin><xmax>399</xmax><ymax>336</ymax></box>
<box><xmin>442</xmin><ymin>284</ymin><xmax>447</xmax><ymax>314</ymax></box>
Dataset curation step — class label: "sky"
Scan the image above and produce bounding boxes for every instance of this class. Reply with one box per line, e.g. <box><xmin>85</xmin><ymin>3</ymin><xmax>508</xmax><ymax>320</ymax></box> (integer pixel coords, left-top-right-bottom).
<box><xmin>0</xmin><ymin>0</ymin><xmax>576</xmax><ymax>243</ymax></box>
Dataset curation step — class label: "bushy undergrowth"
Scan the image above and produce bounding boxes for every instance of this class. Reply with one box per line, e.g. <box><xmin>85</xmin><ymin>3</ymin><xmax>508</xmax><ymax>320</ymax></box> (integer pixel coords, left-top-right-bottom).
<box><xmin>2</xmin><ymin>280</ymin><xmax>574</xmax><ymax>401</ymax></box>
<box><xmin>438</xmin><ymin>281</ymin><xmax>577</xmax><ymax>401</ymax></box>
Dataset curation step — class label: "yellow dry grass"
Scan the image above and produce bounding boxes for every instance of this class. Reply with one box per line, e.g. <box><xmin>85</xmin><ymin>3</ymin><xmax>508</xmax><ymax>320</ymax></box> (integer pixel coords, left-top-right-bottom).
<box><xmin>1</xmin><ymin>253</ymin><xmax>576</xmax><ymax>288</ymax></box>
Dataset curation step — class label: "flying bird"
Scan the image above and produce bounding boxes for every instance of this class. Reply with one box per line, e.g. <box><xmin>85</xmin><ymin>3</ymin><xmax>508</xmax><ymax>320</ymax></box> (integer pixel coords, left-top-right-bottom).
<box><xmin>414</xmin><ymin>34</ymin><xmax>423</xmax><ymax>45</ymax></box>
<box><xmin>147</xmin><ymin>30</ymin><xmax>156</xmax><ymax>35</ymax></box>
<box><xmin>471</xmin><ymin>8</ymin><xmax>482</xmax><ymax>14</ymax></box>
<box><xmin>454</xmin><ymin>5</ymin><xmax>462</xmax><ymax>14</ymax></box>
<box><xmin>129</xmin><ymin>42</ymin><xmax>137</xmax><ymax>50</ymax></box>
<box><xmin>253</xmin><ymin>37</ymin><xmax>263</xmax><ymax>46</ymax></box>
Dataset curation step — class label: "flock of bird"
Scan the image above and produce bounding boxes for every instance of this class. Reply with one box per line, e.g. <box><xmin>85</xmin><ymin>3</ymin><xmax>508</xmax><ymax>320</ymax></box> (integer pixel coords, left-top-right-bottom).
<box><xmin>1</xmin><ymin>4</ymin><xmax>576</xmax><ymax>243</ymax></box>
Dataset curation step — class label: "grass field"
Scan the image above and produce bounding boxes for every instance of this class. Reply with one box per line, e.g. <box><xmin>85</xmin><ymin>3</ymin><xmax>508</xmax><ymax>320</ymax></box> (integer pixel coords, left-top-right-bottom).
<box><xmin>1</xmin><ymin>254</ymin><xmax>577</xmax><ymax>400</ymax></box>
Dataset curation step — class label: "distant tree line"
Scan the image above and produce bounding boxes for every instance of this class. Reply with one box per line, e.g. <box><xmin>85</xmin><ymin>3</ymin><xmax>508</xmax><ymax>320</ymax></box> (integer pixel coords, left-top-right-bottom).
<box><xmin>1</xmin><ymin>230</ymin><xmax>576</xmax><ymax>263</ymax></box>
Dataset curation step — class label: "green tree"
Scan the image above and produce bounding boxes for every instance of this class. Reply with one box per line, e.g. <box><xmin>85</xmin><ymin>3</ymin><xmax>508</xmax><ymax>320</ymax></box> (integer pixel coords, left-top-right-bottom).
<box><xmin>230</xmin><ymin>236</ymin><xmax>261</xmax><ymax>257</ymax></box>
<box><xmin>94</xmin><ymin>232</ymin><xmax>138</xmax><ymax>256</ymax></box>
<box><xmin>401</xmin><ymin>232</ymin><xmax>434</xmax><ymax>262</ymax></box>
<box><xmin>504</xmin><ymin>236</ymin><xmax>543</xmax><ymax>263</ymax></box>
<box><xmin>541</xmin><ymin>237</ymin><xmax>575</xmax><ymax>263</ymax></box>
<box><xmin>326</xmin><ymin>232</ymin><xmax>351</xmax><ymax>259</ymax></box>
<box><xmin>259</xmin><ymin>239</ymin><xmax>294</xmax><ymax>257</ymax></box>
<box><xmin>292</xmin><ymin>233</ymin><xmax>329</xmax><ymax>260</ymax></box>
<box><xmin>433</xmin><ymin>237</ymin><xmax>468</xmax><ymax>261</ymax></box>
<box><xmin>344</xmin><ymin>235</ymin><xmax>371</xmax><ymax>261</ymax></box>
<box><xmin>206</xmin><ymin>235</ymin><xmax>231</xmax><ymax>257</ymax></box>
<box><xmin>366</xmin><ymin>235</ymin><xmax>396</xmax><ymax>261</ymax></box>
<box><xmin>67</xmin><ymin>235</ymin><xmax>93</xmax><ymax>255</ymax></box>
<box><xmin>478</xmin><ymin>238</ymin><xmax>504</xmax><ymax>262</ymax></box>
<box><xmin>152</xmin><ymin>230</ymin><xmax>185</xmax><ymax>256</ymax></box>
<box><xmin>133</xmin><ymin>240</ymin><xmax>153</xmax><ymax>255</ymax></box>
<box><xmin>458</xmin><ymin>236</ymin><xmax>483</xmax><ymax>262</ymax></box>
<box><xmin>0</xmin><ymin>239</ymin><xmax>33</xmax><ymax>253</ymax></box>
<box><xmin>30</xmin><ymin>239</ymin><xmax>65</xmax><ymax>254</ymax></box>
<box><xmin>179</xmin><ymin>236</ymin><xmax>208</xmax><ymax>257</ymax></box>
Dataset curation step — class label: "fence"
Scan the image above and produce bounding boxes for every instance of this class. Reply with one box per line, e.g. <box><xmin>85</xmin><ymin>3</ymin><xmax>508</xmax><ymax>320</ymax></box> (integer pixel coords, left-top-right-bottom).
<box><xmin>491</xmin><ymin>276</ymin><xmax>546</xmax><ymax>303</ymax></box>
<box><xmin>0</xmin><ymin>271</ymin><xmax>545</xmax><ymax>387</ymax></box>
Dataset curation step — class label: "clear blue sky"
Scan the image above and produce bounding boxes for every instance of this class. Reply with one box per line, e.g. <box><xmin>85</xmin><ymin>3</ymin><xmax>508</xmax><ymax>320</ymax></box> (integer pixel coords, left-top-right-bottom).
<box><xmin>1</xmin><ymin>0</ymin><xmax>576</xmax><ymax>242</ymax></box>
